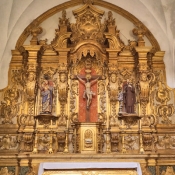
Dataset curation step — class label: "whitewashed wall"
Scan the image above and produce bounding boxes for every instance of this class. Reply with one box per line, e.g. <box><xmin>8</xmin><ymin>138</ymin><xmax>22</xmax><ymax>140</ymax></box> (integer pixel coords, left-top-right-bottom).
<box><xmin>0</xmin><ymin>0</ymin><xmax>174</xmax><ymax>89</ymax></box>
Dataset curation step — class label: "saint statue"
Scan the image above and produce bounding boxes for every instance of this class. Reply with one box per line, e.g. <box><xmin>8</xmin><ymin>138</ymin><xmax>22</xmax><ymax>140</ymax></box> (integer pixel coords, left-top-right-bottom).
<box><xmin>26</xmin><ymin>72</ymin><xmax>36</xmax><ymax>100</ymax></box>
<box><xmin>58</xmin><ymin>73</ymin><xmax>68</xmax><ymax>102</ymax></box>
<box><xmin>123</xmin><ymin>79</ymin><xmax>136</xmax><ymax>113</ymax></box>
<box><xmin>139</xmin><ymin>72</ymin><xmax>149</xmax><ymax>102</ymax></box>
<box><xmin>108</xmin><ymin>73</ymin><xmax>118</xmax><ymax>101</ymax></box>
<box><xmin>39</xmin><ymin>75</ymin><xmax>54</xmax><ymax>114</ymax></box>
<box><xmin>77</xmin><ymin>75</ymin><xmax>99</xmax><ymax>109</ymax></box>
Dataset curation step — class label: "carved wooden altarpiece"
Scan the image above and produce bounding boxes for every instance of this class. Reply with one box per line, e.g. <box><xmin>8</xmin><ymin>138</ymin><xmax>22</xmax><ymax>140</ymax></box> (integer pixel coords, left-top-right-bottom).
<box><xmin>0</xmin><ymin>0</ymin><xmax>175</xmax><ymax>175</ymax></box>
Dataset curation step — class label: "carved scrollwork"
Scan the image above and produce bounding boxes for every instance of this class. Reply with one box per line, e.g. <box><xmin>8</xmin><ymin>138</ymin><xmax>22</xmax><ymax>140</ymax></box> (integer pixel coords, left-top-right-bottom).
<box><xmin>0</xmin><ymin>87</ymin><xmax>20</xmax><ymax>124</ymax></box>
<box><xmin>98</xmin><ymin>113</ymin><xmax>106</xmax><ymax>123</ymax></box>
<box><xmin>70</xmin><ymin>3</ymin><xmax>106</xmax><ymax>45</ymax></box>
<box><xmin>119</xmin><ymin>69</ymin><xmax>132</xmax><ymax>80</ymax></box>
<box><xmin>57</xmin><ymin>114</ymin><xmax>67</xmax><ymax>126</ymax></box>
<box><xmin>38</xmin><ymin>134</ymin><xmax>51</xmax><ymax>151</ymax></box>
<box><xmin>109</xmin><ymin>115</ymin><xmax>118</xmax><ymax>126</ymax></box>
<box><xmin>111</xmin><ymin>133</ymin><xmax>119</xmax><ymax>152</ymax></box>
<box><xmin>142</xmin><ymin>133</ymin><xmax>157</xmax><ymax>151</ymax></box>
<box><xmin>158</xmin><ymin>135</ymin><xmax>175</xmax><ymax>149</ymax></box>
<box><xmin>141</xmin><ymin>165</ymin><xmax>152</xmax><ymax>175</ymax></box>
<box><xmin>11</xmin><ymin>69</ymin><xmax>25</xmax><ymax>87</ymax></box>
<box><xmin>141</xmin><ymin>115</ymin><xmax>156</xmax><ymax>127</ymax></box>
<box><xmin>22</xmin><ymin>133</ymin><xmax>33</xmax><ymax>152</ymax></box>
<box><xmin>0</xmin><ymin>167</ymin><xmax>14</xmax><ymax>175</ymax></box>
<box><xmin>161</xmin><ymin>166</ymin><xmax>175</xmax><ymax>175</ymax></box>
<box><xmin>70</xmin><ymin>81</ymin><xmax>78</xmax><ymax>119</ymax></box>
<box><xmin>156</xmin><ymin>81</ymin><xmax>170</xmax><ymax>104</ymax></box>
<box><xmin>124</xmin><ymin>135</ymin><xmax>138</xmax><ymax>150</ymax></box>
<box><xmin>25</xmin><ymin>167</ymin><xmax>36</xmax><ymax>175</ymax></box>
<box><xmin>98</xmin><ymin>81</ymin><xmax>106</xmax><ymax>121</ymax></box>
<box><xmin>0</xmin><ymin>135</ymin><xmax>17</xmax><ymax>150</ymax></box>
<box><xmin>157</xmin><ymin>104</ymin><xmax>174</xmax><ymax>124</ymax></box>
<box><xmin>57</xmin><ymin>132</ymin><xmax>65</xmax><ymax>152</ymax></box>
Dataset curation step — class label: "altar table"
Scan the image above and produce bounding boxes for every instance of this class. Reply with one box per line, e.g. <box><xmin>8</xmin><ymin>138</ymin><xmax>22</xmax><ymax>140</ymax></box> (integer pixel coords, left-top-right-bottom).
<box><xmin>38</xmin><ymin>162</ymin><xmax>142</xmax><ymax>175</ymax></box>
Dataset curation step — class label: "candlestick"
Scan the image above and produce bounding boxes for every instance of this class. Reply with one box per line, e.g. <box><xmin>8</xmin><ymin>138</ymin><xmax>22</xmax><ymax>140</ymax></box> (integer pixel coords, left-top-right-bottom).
<box><xmin>107</xmin><ymin>115</ymin><xmax>109</xmax><ymax>129</ymax></box>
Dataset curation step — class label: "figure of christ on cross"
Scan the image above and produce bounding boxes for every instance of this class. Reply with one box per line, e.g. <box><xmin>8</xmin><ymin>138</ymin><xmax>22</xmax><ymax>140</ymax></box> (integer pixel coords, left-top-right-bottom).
<box><xmin>77</xmin><ymin>75</ymin><xmax>99</xmax><ymax>110</ymax></box>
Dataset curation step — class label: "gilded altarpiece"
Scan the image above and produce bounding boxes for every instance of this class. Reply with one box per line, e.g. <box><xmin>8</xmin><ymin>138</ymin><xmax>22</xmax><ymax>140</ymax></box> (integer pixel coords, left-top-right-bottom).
<box><xmin>0</xmin><ymin>0</ymin><xmax>175</xmax><ymax>175</ymax></box>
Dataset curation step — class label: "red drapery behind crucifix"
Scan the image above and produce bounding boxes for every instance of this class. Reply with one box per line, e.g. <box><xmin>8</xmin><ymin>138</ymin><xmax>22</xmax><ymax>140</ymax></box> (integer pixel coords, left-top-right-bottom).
<box><xmin>78</xmin><ymin>68</ymin><xmax>98</xmax><ymax>122</ymax></box>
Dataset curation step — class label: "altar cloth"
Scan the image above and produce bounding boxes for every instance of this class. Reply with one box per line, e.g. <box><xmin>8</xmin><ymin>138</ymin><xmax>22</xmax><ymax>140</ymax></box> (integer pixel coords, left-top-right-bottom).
<box><xmin>38</xmin><ymin>162</ymin><xmax>142</xmax><ymax>175</ymax></box>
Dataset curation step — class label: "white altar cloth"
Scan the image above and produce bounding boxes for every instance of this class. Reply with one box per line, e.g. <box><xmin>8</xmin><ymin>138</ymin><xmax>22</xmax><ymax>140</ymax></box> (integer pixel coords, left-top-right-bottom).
<box><xmin>38</xmin><ymin>162</ymin><xmax>142</xmax><ymax>175</ymax></box>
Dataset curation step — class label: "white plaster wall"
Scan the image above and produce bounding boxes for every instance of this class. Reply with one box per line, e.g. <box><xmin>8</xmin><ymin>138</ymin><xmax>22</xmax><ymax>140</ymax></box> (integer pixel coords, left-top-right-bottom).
<box><xmin>0</xmin><ymin>0</ymin><xmax>174</xmax><ymax>89</ymax></box>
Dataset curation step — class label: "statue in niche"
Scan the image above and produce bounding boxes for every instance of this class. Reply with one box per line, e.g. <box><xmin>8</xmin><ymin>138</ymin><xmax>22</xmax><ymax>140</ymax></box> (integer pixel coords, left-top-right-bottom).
<box><xmin>58</xmin><ymin>73</ymin><xmax>68</xmax><ymax>102</ymax></box>
<box><xmin>39</xmin><ymin>74</ymin><xmax>54</xmax><ymax>114</ymax></box>
<box><xmin>26</xmin><ymin>72</ymin><xmax>36</xmax><ymax>100</ymax></box>
<box><xmin>123</xmin><ymin>79</ymin><xmax>136</xmax><ymax>113</ymax></box>
<box><xmin>77</xmin><ymin>74</ymin><xmax>99</xmax><ymax>109</ymax></box>
<box><xmin>108</xmin><ymin>73</ymin><xmax>118</xmax><ymax>101</ymax></box>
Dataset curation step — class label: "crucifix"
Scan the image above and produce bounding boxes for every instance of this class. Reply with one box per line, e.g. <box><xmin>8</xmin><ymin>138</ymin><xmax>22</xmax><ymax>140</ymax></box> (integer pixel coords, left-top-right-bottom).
<box><xmin>76</xmin><ymin>74</ymin><xmax>99</xmax><ymax>122</ymax></box>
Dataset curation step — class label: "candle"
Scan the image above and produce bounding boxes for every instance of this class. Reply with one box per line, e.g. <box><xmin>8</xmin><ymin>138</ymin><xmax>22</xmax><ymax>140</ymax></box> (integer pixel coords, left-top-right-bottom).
<box><xmin>139</xmin><ymin>119</ymin><xmax>141</xmax><ymax>130</ymax></box>
<box><xmin>51</xmin><ymin>119</ymin><xmax>52</xmax><ymax>126</ymax></box>
<box><xmin>138</xmin><ymin>103</ymin><xmax>140</xmax><ymax>116</ymax></box>
<box><xmin>66</xmin><ymin>119</ymin><xmax>69</xmax><ymax>129</ymax></box>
